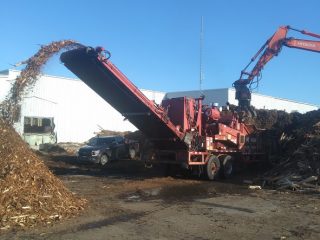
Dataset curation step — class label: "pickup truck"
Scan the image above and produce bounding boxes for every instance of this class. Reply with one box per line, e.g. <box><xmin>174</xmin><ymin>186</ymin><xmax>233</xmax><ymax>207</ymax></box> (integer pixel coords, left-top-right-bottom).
<box><xmin>77</xmin><ymin>135</ymin><xmax>131</xmax><ymax>166</ymax></box>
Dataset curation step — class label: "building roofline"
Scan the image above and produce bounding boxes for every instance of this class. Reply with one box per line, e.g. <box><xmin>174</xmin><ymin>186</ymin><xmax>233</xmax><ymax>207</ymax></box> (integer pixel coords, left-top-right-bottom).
<box><xmin>140</xmin><ymin>88</ymin><xmax>166</xmax><ymax>95</ymax></box>
<box><xmin>167</xmin><ymin>87</ymin><xmax>229</xmax><ymax>94</ymax></box>
<box><xmin>166</xmin><ymin>87</ymin><xmax>318</xmax><ymax>108</ymax></box>
<box><xmin>0</xmin><ymin>69</ymin><xmax>10</xmax><ymax>75</ymax></box>
<box><xmin>228</xmin><ymin>88</ymin><xmax>319</xmax><ymax>108</ymax></box>
<box><xmin>1</xmin><ymin>69</ymin><xmax>80</xmax><ymax>82</ymax></box>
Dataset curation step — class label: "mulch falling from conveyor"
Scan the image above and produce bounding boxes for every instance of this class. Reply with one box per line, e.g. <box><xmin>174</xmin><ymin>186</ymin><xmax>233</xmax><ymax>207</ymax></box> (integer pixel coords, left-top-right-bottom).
<box><xmin>0</xmin><ymin>40</ymin><xmax>83</xmax><ymax>123</ymax></box>
<box><xmin>0</xmin><ymin>41</ymin><xmax>86</xmax><ymax>231</ymax></box>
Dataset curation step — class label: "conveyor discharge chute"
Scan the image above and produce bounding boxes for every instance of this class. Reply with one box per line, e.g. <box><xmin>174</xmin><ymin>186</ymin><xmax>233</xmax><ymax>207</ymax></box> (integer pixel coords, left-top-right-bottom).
<box><xmin>60</xmin><ymin>47</ymin><xmax>186</xmax><ymax>147</ymax></box>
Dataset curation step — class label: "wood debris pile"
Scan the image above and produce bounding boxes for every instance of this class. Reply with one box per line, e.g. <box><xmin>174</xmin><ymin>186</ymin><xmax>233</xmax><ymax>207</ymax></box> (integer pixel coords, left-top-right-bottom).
<box><xmin>0</xmin><ymin>119</ymin><xmax>86</xmax><ymax>230</ymax></box>
<box><xmin>0</xmin><ymin>40</ymin><xmax>86</xmax><ymax>231</ymax></box>
<box><xmin>252</xmin><ymin>109</ymin><xmax>294</xmax><ymax>130</ymax></box>
<box><xmin>94</xmin><ymin>128</ymin><xmax>131</xmax><ymax>137</ymax></box>
<box><xmin>0</xmin><ymin>40</ymin><xmax>83</xmax><ymax>123</ymax></box>
<box><xmin>94</xmin><ymin>127</ymin><xmax>146</xmax><ymax>144</ymax></box>
<box><xmin>258</xmin><ymin>109</ymin><xmax>320</xmax><ymax>192</ymax></box>
<box><xmin>50</xmin><ymin>143</ymin><xmax>84</xmax><ymax>155</ymax></box>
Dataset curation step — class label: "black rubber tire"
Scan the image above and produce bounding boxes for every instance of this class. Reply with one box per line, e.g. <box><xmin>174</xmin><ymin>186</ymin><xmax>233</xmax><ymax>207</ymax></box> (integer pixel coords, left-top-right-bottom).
<box><xmin>99</xmin><ymin>154</ymin><xmax>109</xmax><ymax>166</ymax></box>
<box><xmin>206</xmin><ymin>155</ymin><xmax>221</xmax><ymax>180</ymax></box>
<box><xmin>220</xmin><ymin>155</ymin><xmax>234</xmax><ymax>179</ymax></box>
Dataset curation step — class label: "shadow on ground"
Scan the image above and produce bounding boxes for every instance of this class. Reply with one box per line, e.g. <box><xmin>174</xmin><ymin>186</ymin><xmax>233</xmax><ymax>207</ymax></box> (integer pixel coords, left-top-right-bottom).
<box><xmin>42</xmin><ymin>154</ymin><xmax>167</xmax><ymax>179</ymax></box>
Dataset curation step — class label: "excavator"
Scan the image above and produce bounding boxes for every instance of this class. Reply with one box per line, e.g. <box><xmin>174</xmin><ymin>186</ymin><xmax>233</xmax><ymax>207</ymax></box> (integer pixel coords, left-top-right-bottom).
<box><xmin>233</xmin><ymin>25</ymin><xmax>320</xmax><ymax>116</ymax></box>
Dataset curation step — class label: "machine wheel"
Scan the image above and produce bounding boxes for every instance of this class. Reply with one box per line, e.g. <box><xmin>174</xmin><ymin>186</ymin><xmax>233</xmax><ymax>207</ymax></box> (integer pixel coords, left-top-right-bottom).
<box><xmin>220</xmin><ymin>155</ymin><xmax>234</xmax><ymax>179</ymax></box>
<box><xmin>99</xmin><ymin>154</ymin><xmax>109</xmax><ymax>166</ymax></box>
<box><xmin>206</xmin><ymin>155</ymin><xmax>220</xmax><ymax>180</ymax></box>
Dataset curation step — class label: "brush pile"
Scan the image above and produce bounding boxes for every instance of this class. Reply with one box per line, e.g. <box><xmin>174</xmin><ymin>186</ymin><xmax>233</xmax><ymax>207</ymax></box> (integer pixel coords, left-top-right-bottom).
<box><xmin>252</xmin><ymin>109</ymin><xmax>294</xmax><ymax>130</ymax></box>
<box><xmin>255</xmin><ymin>109</ymin><xmax>320</xmax><ymax>192</ymax></box>
<box><xmin>0</xmin><ymin>119</ymin><xmax>86</xmax><ymax>230</ymax></box>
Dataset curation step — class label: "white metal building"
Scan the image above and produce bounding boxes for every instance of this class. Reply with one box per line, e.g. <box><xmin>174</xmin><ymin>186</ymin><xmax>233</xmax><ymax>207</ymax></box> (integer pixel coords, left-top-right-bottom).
<box><xmin>0</xmin><ymin>69</ymin><xmax>165</xmax><ymax>144</ymax></box>
<box><xmin>165</xmin><ymin>89</ymin><xmax>318</xmax><ymax>113</ymax></box>
<box><xmin>0</xmin><ymin>69</ymin><xmax>318</xmax><ymax>145</ymax></box>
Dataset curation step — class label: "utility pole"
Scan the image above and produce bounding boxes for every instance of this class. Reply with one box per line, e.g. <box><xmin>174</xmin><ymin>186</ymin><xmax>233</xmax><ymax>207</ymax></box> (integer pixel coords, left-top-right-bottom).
<box><xmin>200</xmin><ymin>16</ymin><xmax>204</xmax><ymax>91</ymax></box>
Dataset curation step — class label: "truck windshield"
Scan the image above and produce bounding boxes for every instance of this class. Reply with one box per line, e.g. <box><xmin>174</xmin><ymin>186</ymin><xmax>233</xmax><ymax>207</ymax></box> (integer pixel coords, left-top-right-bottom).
<box><xmin>88</xmin><ymin>137</ymin><xmax>115</xmax><ymax>146</ymax></box>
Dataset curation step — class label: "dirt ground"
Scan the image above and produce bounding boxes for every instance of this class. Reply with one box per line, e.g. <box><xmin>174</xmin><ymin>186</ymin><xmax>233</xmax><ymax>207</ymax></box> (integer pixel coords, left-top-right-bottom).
<box><xmin>1</xmin><ymin>155</ymin><xmax>319</xmax><ymax>240</ymax></box>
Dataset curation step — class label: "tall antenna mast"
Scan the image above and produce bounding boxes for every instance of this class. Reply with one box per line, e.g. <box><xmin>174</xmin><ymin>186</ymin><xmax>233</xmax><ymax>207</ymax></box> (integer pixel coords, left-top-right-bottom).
<box><xmin>200</xmin><ymin>16</ymin><xmax>204</xmax><ymax>90</ymax></box>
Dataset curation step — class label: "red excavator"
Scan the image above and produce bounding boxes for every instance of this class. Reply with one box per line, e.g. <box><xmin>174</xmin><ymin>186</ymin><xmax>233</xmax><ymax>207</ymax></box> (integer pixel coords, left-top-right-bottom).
<box><xmin>233</xmin><ymin>25</ymin><xmax>320</xmax><ymax>115</ymax></box>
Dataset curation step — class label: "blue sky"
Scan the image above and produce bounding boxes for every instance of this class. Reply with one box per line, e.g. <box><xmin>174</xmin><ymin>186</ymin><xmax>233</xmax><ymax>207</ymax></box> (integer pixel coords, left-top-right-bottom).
<box><xmin>1</xmin><ymin>0</ymin><xmax>320</xmax><ymax>105</ymax></box>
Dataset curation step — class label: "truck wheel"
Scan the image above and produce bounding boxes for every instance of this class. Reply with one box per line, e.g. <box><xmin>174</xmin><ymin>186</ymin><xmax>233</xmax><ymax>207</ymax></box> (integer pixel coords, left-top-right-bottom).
<box><xmin>99</xmin><ymin>154</ymin><xmax>109</xmax><ymax>166</ymax></box>
<box><xmin>206</xmin><ymin>155</ymin><xmax>220</xmax><ymax>180</ymax></box>
<box><xmin>221</xmin><ymin>155</ymin><xmax>233</xmax><ymax>179</ymax></box>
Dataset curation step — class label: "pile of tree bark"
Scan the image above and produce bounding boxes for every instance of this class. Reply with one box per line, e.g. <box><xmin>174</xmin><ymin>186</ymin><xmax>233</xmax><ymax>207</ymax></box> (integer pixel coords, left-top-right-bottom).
<box><xmin>254</xmin><ymin>109</ymin><xmax>320</xmax><ymax>192</ymax></box>
<box><xmin>0</xmin><ymin>119</ymin><xmax>86</xmax><ymax>230</ymax></box>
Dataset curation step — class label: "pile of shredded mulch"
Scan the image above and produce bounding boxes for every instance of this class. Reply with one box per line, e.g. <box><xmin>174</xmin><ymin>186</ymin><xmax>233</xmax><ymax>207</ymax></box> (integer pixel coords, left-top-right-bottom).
<box><xmin>0</xmin><ymin>118</ymin><xmax>86</xmax><ymax>231</ymax></box>
<box><xmin>0</xmin><ymin>40</ymin><xmax>83</xmax><ymax>123</ymax></box>
<box><xmin>0</xmin><ymin>40</ymin><xmax>86</xmax><ymax>231</ymax></box>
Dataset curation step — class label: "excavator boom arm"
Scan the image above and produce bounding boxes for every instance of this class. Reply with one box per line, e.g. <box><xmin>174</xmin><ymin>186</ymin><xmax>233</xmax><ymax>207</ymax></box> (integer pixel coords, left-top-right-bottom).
<box><xmin>234</xmin><ymin>25</ymin><xmax>320</xmax><ymax>112</ymax></box>
<box><xmin>237</xmin><ymin>26</ymin><xmax>289</xmax><ymax>84</ymax></box>
<box><xmin>284</xmin><ymin>38</ymin><xmax>320</xmax><ymax>52</ymax></box>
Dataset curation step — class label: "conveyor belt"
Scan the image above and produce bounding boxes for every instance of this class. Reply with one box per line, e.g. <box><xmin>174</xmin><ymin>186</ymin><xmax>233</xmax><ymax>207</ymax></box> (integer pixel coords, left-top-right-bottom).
<box><xmin>60</xmin><ymin>47</ymin><xmax>186</xmax><ymax>148</ymax></box>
